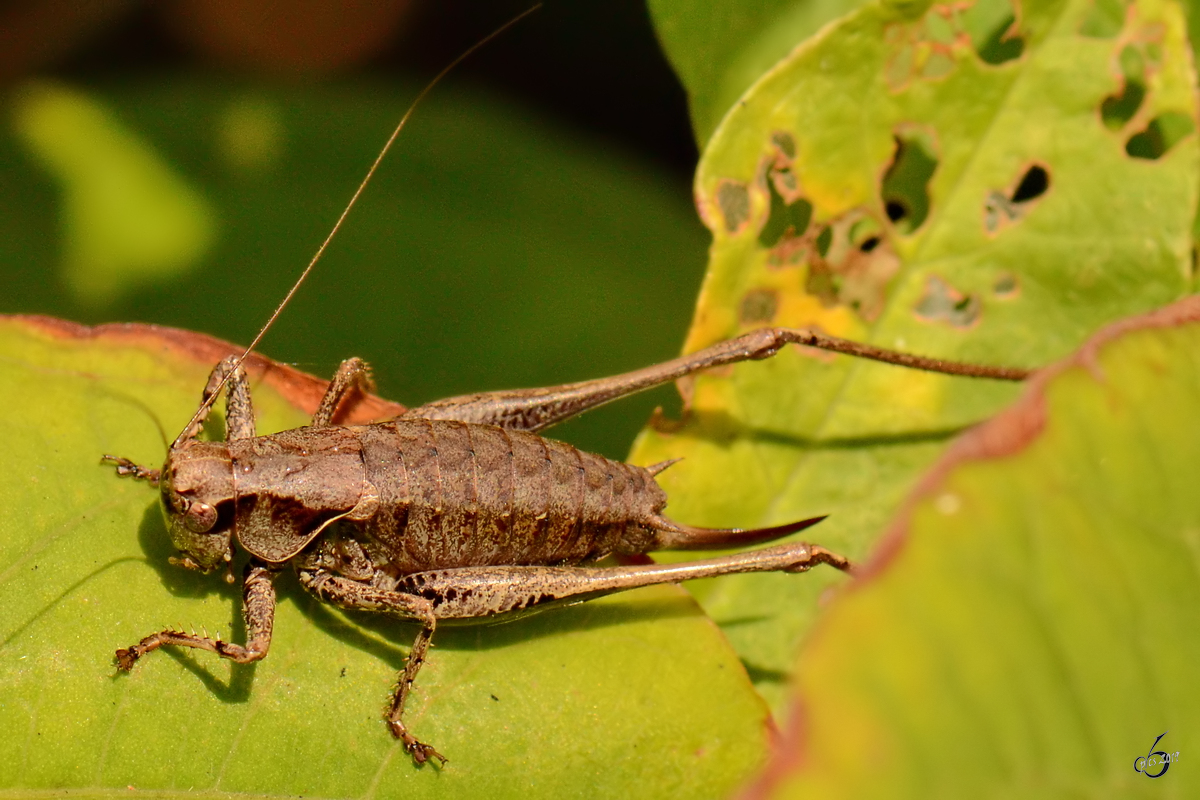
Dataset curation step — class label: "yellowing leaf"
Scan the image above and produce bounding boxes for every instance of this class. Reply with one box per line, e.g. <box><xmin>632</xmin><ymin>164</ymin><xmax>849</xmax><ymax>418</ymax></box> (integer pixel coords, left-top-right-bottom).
<box><xmin>756</xmin><ymin>295</ymin><xmax>1200</xmax><ymax>798</ymax></box>
<box><xmin>632</xmin><ymin>0</ymin><xmax>1198</xmax><ymax>711</ymax></box>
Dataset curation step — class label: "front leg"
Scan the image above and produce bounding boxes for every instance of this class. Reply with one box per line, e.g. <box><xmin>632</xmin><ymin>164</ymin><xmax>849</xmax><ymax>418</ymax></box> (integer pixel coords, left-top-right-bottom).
<box><xmin>116</xmin><ymin>561</ymin><xmax>278</xmax><ymax>669</ymax></box>
<box><xmin>173</xmin><ymin>355</ymin><xmax>257</xmax><ymax>446</ymax></box>
<box><xmin>296</xmin><ymin>568</ymin><xmax>443</xmax><ymax>766</ymax></box>
<box><xmin>104</xmin><ymin>356</ymin><xmax>259</xmax><ymax>482</ymax></box>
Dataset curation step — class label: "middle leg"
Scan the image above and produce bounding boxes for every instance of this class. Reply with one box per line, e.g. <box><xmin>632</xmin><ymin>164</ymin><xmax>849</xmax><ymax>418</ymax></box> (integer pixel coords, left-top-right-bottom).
<box><xmin>312</xmin><ymin>357</ymin><xmax>376</xmax><ymax>427</ymax></box>
<box><xmin>296</xmin><ymin>567</ymin><xmax>444</xmax><ymax>765</ymax></box>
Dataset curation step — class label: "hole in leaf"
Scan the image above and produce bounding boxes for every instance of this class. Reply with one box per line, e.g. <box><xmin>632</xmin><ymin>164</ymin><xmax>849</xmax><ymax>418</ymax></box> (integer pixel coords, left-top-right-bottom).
<box><xmin>1101</xmin><ymin>81</ymin><xmax>1145</xmax><ymax>129</ymax></box>
<box><xmin>1010</xmin><ymin>165</ymin><xmax>1049</xmax><ymax>203</ymax></box>
<box><xmin>848</xmin><ymin>217</ymin><xmax>883</xmax><ymax>251</ymax></box>
<box><xmin>804</xmin><ymin>210</ymin><xmax>901</xmax><ymax>321</ymax></box>
<box><xmin>1079</xmin><ymin>0</ymin><xmax>1128</xmax><ymax>38</ymax></box>
<box><xmin>914</xmin><ymin>275</ymin><xmax>981</xmax><ymax>328</ymax></box>
<box><xmin>1101</xmin><ymin>45</ymin><xmax>1146</xmax><ymax>130</ymax></box>
<box><xmin>881</xmin><ymin>132</ymin><xmax>938</xmax><ymax>235</ymax></box>
<box><xmin>740</xmin><ymin>288</ymin><xmax>778</xmax><ymax>324</ymax></box>
<box><xmin>716</xmin><ymin>181</ymin><xmax>750</xmax><ymax>232</ymax></box>
<box><xmin>984</xmin><ymin>163</ymin><xmax>1050</xmax><ymax>233</ymax></box>
<box><xmin>977</xmin><ymin>23</ymin><xmax>1024</xmax><ymax>64</ymax></box>
<box><xmin>758</xmin><ymin>176</ymin><xmax>813</xmax><ymax>248</ymax></box>
<box><xmin>815</xmin><ymin>226</ymin><xmax>832</xmax><ymax>257</ymax></box>
<box><xmin>963</xmin><ymin>0</ymin><xmax>1024</xmax><ymax>65</ymax></box>
<box><xmin>1125</xmin><ymin>112</ymin><xmax>1195</xmax><ymax>160</ymax></box>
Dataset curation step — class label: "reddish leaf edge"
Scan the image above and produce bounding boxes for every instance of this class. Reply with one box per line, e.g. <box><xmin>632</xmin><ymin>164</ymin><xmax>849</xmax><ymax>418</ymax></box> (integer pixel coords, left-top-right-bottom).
<box><xmin>742</xmin><ymin>293</ymin><xmax>1200</xmax><ymax>797</ymax></box>
<box><xmin>2</xmin><ymin>313</ymin><xmax>407</xmax><ymax>423</ymax></box>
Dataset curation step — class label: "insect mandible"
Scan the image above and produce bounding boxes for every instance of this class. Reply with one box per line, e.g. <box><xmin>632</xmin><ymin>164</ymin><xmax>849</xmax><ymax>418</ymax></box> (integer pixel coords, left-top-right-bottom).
<box><xmin>102</xmin><ymin>9</ymin><xmax>1031</xmax><ymax>766</ymax></box>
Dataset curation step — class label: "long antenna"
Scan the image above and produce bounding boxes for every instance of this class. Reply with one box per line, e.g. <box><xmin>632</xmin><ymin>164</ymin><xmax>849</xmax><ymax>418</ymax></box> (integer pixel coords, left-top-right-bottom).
<box><xmin>172</xmin><ymin>5</ymin><xmax>542</xmax><ymax>449</ymax></box>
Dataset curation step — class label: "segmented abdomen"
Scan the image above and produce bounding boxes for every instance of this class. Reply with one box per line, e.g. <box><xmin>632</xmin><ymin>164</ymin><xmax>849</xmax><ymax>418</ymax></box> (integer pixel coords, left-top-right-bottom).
<box><xmin>352</xmin><ymin>418</ymin><xmax>665</xmax><ymax>572</ymax></box>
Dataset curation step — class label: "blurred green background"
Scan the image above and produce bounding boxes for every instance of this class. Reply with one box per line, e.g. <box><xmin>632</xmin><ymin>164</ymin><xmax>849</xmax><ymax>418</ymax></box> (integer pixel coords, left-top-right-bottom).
<box><xmin>0</xmin><ymin>0</ymin><xmax>710</xmax><ymax>460</ymax></box>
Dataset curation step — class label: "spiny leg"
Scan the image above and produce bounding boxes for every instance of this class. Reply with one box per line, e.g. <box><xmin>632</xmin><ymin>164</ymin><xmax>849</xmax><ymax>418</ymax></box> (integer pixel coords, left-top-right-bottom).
<box><xmin>100</xmin><ymin>455</ymin><xmax>160</xmax><ymax>484</ymax></box>
<box><xmin>312</xmin><ymin>357</ymin><xmax>375</xmax><ymax>427</ymax></box>
<box><xmin>296</xmin><ymin>568</ymin><xmax>443</xmax><ymax>765</ymax></box>
<box><xmin>104</xmin><ymin>356</ymin><xmax>258</xmax><ymax>479</ymax></box>
<box><xmin>392</xmin><ymin>540</ymin><xmax>851</xmax><ymax>621</ymax></box>
<box><xmin>402</xmin><ymin>326</ymin><xmax>1031</xmax><ymax>432</ymax></box>
<box><xmin>175</xmin><ymin>355</ymin><xmax>257</xmax><ymax>445</ymax></box>
<box><xmin>115</xmin><ymin>561</ymin><xmax>278</xmax><ymax>669</ymax></box>
<box><xmin>217</xmin><ymin>356</ymin><xmax>257</xmax><ymax>441</ymax></box>
<box><xmin>298</xmin><ymin>541</ymin><xmax>849</xmax><ymax>763</ymax></box>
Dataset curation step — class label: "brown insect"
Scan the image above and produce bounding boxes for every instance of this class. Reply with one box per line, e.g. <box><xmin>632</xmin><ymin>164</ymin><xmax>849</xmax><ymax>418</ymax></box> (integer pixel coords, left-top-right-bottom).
<box><xmin>102</xmin><ymin>10</ymin><xmax>1030</xmax><ymax>766</ymax></box>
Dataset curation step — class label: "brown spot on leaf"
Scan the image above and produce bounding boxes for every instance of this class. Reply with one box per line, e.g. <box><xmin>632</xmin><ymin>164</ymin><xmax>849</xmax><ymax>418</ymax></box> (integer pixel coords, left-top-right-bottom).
<box><xmin>882</xmin><ymin>5</ymin><xmax>983</xmax><ymax>91</ymax></box>
<box><xmin>993</xmin><ymin>271</ymin><xmax>1019</xmax><ymax>298</ymax></box>
<box><xmin>739</xmin><ymin>288</ymin><xmax>778</xmax><ymax>325</ymax></box>
<box><xmin>913</xmin><ymin>275</ymin><xmax>981</xmax><ymax>328</ymax></box>
<box><xmin>758</xmin><ymin>130</ymin><xmax>814</xmax><ymax>257</ymax></box>
<box><xmin>716</xmin><ymin>181</ymin><xmax>750</xmax><ymax>233</ymax></box>
<box><xmin>771</xmin><ymin>131</ymin><xmax>796</xmax><ymax>159</ymax></box>
<box><xmin>885</xmin><ymin>0</ymin><xmax>1024</xmax><ymax>91</ymax></box>
<box><xmin>805</xmin><ymin>210</ymin><xmax>901</xmax><ymax>321</ymax></box>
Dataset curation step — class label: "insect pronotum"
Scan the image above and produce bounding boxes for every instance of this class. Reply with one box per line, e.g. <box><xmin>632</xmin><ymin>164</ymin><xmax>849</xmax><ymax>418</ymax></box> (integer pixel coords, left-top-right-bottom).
<box><xmin>103</xmin><ymin>7</ymin><xmax>1031</xmax><ymax>766</ymax></box>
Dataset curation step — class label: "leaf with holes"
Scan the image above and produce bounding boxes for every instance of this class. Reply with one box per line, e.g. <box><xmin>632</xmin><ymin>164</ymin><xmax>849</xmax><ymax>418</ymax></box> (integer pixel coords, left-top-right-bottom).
<box><xmin>750</xmin><ymin>296</ymin><xmax>1200</xmax><ymax>798</ymax></box>
<box><xmin>0</xmin><ymin>317</ymin><xmax>773</xmax><ymax>798</ymax></box>
<box><xmin>631</xmin><ymin>0</ymin><xmax>1198</xmax><ymax>711</ymax></box>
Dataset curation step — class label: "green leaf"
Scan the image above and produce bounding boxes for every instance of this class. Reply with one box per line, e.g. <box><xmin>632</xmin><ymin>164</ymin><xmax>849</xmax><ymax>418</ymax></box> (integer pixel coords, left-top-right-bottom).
<box><xmin>631</xmin><ymin>0</ymin><xmax>1197</xmax><ymax>712</ymax></box>
<box><xmin>0</xmin><ymin>317</ymin><xmax>771</xmax><ymax>797</ymax></box>
<box><xmin>754</xmin><ymin>296</ymin><xmax>1200</xmax><ymax>797</ymax></box>
<box><xmin>647</xmin><ymin>0</ymin><xmax>871</xmax><ymax>144</ymax></box>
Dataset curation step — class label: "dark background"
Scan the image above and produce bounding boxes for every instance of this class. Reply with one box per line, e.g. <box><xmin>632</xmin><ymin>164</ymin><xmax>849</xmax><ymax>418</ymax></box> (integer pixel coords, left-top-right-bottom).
<box><xmin>36</xmin><ymin>1</ymin><xmax>699</xmax><ymax>180</ymax></box>
<box><xmin>0</xmin><ymin>0</ymin><xmax>709</xmax><ymax>460</ymax></box>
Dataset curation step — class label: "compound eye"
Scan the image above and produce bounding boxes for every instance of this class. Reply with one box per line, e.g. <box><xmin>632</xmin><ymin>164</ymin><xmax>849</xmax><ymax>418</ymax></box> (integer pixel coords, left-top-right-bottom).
<box><xmin>184</xmin><ymin>501</ymin><xmax>218</xmax><ymax>533</ymax></box>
